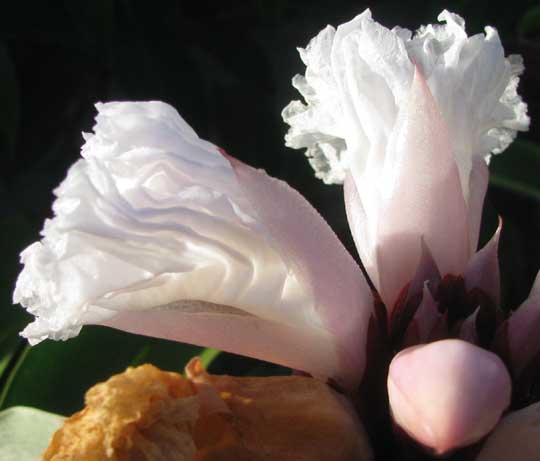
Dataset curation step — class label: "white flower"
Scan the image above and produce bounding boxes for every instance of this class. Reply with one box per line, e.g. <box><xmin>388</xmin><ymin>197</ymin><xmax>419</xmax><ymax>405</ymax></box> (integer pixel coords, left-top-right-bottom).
<box><xmin>283</xmin><ymin>9</ymin><xmax>529</xmax><ymax>307</ymax></box>
<box><xmin>283</xmin><ymin>9</ymin><xmax>528</xmax><ymax>188</ymax></box>
<box><xmin>11</xmin><ymin>10</ymin><xmax>538</xmax><ymax>457</ymax></box>
<box><xmin>13</xmin><ymin>101</ymin><xmax>373</xmax><ymax>389</ymax></box>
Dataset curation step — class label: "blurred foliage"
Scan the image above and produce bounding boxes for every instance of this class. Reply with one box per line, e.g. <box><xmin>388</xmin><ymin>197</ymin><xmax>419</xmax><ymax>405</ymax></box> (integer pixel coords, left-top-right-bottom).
<box><xmin>0</xmin><ymin>327</ymin><xmax>207</xmax><ymax>415</ymax></box>
<box><xmin>490</xmin><ymin>140</ymin><xmax>540</xmax><ymax>200</ymax></box>
<box><xmin>518</xmin><ymin>4</ymin><xmax>540</xmax><ymax>38</ymax></box>
<box><xmin>0</xmin><ymin>0</ymin><xmax>538</xmax><ymax>437</ymax></box>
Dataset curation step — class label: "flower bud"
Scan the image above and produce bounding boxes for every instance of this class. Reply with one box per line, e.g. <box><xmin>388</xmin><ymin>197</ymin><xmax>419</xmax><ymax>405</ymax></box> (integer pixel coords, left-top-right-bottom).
<box><xmin>387</xmin><ymin>339</ymin><xmax>511</xmax><ymax>455</ymax></box>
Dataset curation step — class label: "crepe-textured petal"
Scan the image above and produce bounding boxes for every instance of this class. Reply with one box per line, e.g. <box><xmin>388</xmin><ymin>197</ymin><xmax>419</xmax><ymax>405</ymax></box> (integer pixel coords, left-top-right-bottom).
<box><xmin>13</xmin><ymin>101</ymin><xmax>372</xmax><ymax>388</ymax></box>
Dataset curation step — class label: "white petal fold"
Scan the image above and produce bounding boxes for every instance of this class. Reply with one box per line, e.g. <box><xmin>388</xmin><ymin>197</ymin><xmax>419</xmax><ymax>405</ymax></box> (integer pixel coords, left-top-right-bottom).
<box><xmin>284</xmin><ymin>9</ymin><xmax>529</xmax><ymax>304</ymax></box>
<box><xmin>13</xmin><ymin>101</ymin><xmax>373</xmax><ymax>388</ymax></box>
<box><xmin>283</xmin><ymin>9</ymin><xmax>529</xmax><ymax>194</ymax></box>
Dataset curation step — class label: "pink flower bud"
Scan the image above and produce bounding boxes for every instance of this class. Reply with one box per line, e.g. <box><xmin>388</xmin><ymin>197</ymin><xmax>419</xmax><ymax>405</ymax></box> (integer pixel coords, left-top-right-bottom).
<box><xmin>387</xmin><ymin>339</ymin><xmax>511</xmax><ymax>455</ymax></box>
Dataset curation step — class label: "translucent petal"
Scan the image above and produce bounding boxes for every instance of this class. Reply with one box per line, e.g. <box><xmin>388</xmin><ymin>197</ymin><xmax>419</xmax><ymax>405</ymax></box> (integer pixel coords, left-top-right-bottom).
<box><xmin>13</xmin><ymin>101</ymin><xmax>372</xmax><ymax>388</ymax></box>
<box><xmin>370</xmin><ymin>69</ymin><xmax>469</xmax><ymax>307</ymax></box>
<box><xmin>285</xmin><ymin>10</ymin><xmax>528</xmax><ymax>291</ymax></box>
<box><xmin>284</xmin><ymin>9</ymin><xmax>529</xmax><ymax>197</ymax></box>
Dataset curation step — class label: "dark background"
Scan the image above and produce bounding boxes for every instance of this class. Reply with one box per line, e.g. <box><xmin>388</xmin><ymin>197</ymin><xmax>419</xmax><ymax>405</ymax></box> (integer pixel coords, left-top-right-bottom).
<box><xmin>0</xmin><ymin>0</ymin><xmax>538</xmax><ymax>415</ymax></box>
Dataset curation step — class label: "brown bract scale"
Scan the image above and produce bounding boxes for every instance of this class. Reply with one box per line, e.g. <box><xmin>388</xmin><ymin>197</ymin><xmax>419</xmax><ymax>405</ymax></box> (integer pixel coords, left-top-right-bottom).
<box><xmin>43</xmin><ymin>359</ymin><xmax>372</xmax><ymax>461</ymax></box>
<box><xmin>43</xmin><ymin>364</ymin><xmax>200</xmax><ymax>461</ymax></box>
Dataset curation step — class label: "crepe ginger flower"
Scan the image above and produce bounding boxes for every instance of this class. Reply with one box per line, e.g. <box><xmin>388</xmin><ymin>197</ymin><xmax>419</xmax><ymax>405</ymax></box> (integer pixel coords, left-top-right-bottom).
<box><xmin>282</xmin><ymin>8</ymin><xmax>529</xmax><ymax>309</ymax></box>
<box><xmin>282</xmin><ymin>7</ymin><xmax>536</xmax><ymax>459</ymax></box>
<box><xmin>13</xmin><ymin>8</ymin><xmax>538</xmax><ymax>459</ymax></box>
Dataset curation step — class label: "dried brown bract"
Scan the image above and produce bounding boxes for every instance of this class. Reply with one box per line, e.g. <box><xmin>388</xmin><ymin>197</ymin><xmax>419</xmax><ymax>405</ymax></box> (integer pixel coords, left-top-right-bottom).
<box><xmin>43</xmin><ymin>359</ymin><xmax>372</xmax><ymax>461</ymax></box>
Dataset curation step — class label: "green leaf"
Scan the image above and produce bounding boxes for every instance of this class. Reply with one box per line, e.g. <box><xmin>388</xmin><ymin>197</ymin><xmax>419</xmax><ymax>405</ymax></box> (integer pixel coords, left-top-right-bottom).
<box><xmin>0</xmin><ymin>328</ymin><xmax>24</xmax><ymax>384</ymax></box>
<box><xmin>0</xmin><ymin>212</ymin><xmax>34</xmax><ymax>385</ymax></box>
<box><xmin>0</xmin><ymin>346</ymin><xmax>29</xmax><ymax>409</ymax></box>
<box><xmin>490</xmin><ymin>140</ymin><xmax>540</xmax><ymax>200</ymax></box>
<box><xmin>0</xmin><ymin>406</ymin><xmax>64</xmax><ymax>461</ymax></box>
<box><xmin>199</xmin><ymin>348</ymin><xmax>221</xmax><ymax>369</ymax></box>
<box><xmin>0</xmin><ymin>337</ymin><xmax>20</xmax><ymax>379</ymax></box>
